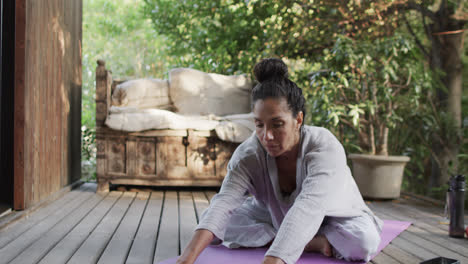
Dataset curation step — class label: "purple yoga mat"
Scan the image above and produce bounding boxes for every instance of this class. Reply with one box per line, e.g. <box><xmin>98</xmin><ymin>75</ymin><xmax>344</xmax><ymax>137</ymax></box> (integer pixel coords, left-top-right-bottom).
<box><xmin>159</xmin><ymin>220</ymin><xmax>411</xmax><ymax>264</ymax></box>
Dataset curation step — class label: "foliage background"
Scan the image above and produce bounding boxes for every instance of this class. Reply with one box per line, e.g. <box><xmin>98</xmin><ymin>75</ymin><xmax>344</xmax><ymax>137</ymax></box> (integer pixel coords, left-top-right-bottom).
<box><xmin>81</xmin><ymin>0</ymin><xmax>174</xmax><ymax>180</ymax></box>
<box><xmin>82</xmin><ymin>0</ymin><xmax>467</xmax><ymax>203</ymax></box>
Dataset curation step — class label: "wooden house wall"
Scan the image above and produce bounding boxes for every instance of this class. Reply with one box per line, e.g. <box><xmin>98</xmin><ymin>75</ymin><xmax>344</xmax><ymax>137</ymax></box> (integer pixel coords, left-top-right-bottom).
<box><xmin>14</xmin><ymin>0</ymin><xmax>82</xmax><ymax>209</ymax></box>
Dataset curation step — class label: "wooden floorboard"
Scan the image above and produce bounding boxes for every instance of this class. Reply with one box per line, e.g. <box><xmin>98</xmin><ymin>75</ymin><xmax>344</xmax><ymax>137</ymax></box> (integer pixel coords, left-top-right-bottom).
<box><xmin>38</xmin><ymin>191</ymin><xmax>121</xmax><ymax>264</ymax></box>
<box><xmin>376</xmin><ymin>201</ymin><xmax>449</xmax><ymax>232</ymax></box>
<box><xmin>126</xmin><ymin>191</ymin><xmax>163</xmax><ymax>264</ymax></box>
<box><xmin>0</xmin><ymin>185</ymin><xmax>95</xmax><ymax>264</ymax></box>
<box><xmin>67</xmin><ymin>192</ymin><xmax>135</xmax><ymax>264</ymax></box>
<box><xmin>392</xmin><ymin>200</ymin><xmax>468</xmax><ymax>230</ymax></box>
<box><xmin>205</xmin><ymin>191</ymin><xmax>217</xmax><ymax>202</ymax></box>
<box><xmin>397</xmin><ymin>194</ymin><xmax>468</xmax><ymax>223</ymax></box>
<box><xmin>380</xmin><ymin>202</ymin><xmax>468</xmax><ymax>252</ymax></box>
<box><xmin>153</xmin><ymin>191</ymin><xmax>179</xmax><ymax>264</ymax></box>
<box><xmin>399</xmin><ymin>230</ymin><xmax>468</xmax><ymax>262</ymax></box>
<box><xmin>0</xmin><ymin>183</ymin><xmax>90</xmax><ymax>249</ymax></box>
<box><xmin>192</xmin><ymin>191</ymin><xmax>209</xmax><ymax>224</ymax></box>
<box><xmin>381</xmin><ymin>244</ymin><xmax>422</xmax><ymax>264</ymax></box>
<box><xmin>178</xmin><ymin>191</ymin><xmax>198</xmax><ymax>252</ymax></box>
<box><xmin>97</xmin><ymin>192</ymin><xmax>149</xmax><ymax>264</ymax></box>
<box><xmin>1</xmin><ymin>184</ymin><xmax>467</xmax><ymax>264</ymax></box>
<box><xmin>370</xmin><ymin>202</ymin><xmax>468</xmax><ymax>262</ymax></box>
<box><xmin>371</xmin><ymin>251</ymin><xmax>401</xmax><ymax>264</ymax></box>
<box><xmin>392</xmin><ymin>236</ymin><xmax>439</xmax><ymax>261</ymax></box>
<box><xmin>370</xmin><ymin>201</ymin><xmax>468</xmax><ymax>251</ymax></box>
<box><xmin>8</xmin><ymin>191</ymin><xmax>106</xmax><ymax>264</ymax></box>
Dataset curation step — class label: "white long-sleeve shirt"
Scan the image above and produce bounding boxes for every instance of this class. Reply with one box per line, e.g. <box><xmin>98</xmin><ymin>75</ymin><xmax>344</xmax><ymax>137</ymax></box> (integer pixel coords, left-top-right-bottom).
<box><xmin>196</xmin><ymin>125</ymin><xmax>383</xmax><ymax>264</ymax></box>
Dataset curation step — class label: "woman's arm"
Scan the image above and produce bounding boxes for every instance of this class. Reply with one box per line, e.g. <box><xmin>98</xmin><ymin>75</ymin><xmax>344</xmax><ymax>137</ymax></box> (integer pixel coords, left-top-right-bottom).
<box><xmin>265</xmin><ymin>136</ymin><xmax>347</xmax><ymax>264</ymax></box>
<box><xmin>176</xmin><ymin>229</ymin><xmax>214</xmax><ymax>264</ymax></box>
<box><xmin>176</xmin><ymin>141</ymin><xmax>258</xmax><ymax>263</ymax></box>
<box><xmin>176</xmin><ymin>160</ymin><xmax>254</xmax><ymax>263</ymax></box>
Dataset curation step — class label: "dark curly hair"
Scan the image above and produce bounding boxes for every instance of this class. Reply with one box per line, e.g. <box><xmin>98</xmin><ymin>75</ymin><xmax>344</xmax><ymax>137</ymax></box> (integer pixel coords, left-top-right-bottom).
<box><xmin>251</xmin><ymin>58</ymin><xmax>306</xmax><ymax>120</ymax></box>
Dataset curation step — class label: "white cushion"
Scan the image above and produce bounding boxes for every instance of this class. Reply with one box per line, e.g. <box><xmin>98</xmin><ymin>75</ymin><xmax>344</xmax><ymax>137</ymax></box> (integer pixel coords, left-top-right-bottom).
<box><xmin>169</xmin><ymin>68</ymin><xmax>252</xmax><ymax>116</ymax></box>
<box><xmin>105</xmin><ymin>107</ymin><xmax>218</xmax><ymax>132</ymax></box>
<box><xmin>215</xmin><ymin>113</ymin><xmax>256</xmax><ymax>143</ymax></box>
<box><xmin>111</xmin><ymin>78</ymin><xmax>172</xmax><ymax>109</ymax></box>
<box><xmin>105</xmin><ymin>107</ymin><xmax>255</xmax><ymax>143</ymax></box>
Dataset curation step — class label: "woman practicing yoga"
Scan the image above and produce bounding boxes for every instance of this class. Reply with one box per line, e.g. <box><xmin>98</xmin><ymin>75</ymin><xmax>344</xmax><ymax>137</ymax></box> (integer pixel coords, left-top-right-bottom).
<box><xmin>176</xmin><ymin>58</ymin><xmax>383</xmax><ymax>264</ymax></box>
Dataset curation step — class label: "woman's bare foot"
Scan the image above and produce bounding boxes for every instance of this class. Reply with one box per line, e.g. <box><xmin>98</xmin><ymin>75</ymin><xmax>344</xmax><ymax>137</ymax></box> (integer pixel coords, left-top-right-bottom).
<box><xmin>304</xmin><ymin>235</ymin><xmax>332</xmax><ymax>257</ymax></box>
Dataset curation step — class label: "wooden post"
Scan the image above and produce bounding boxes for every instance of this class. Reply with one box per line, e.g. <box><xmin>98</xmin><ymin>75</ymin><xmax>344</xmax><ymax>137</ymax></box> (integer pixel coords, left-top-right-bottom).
<box><xmin>13</xmin><ymin>0</ymin><xmax>26</xmax><ymax>210</ymax></box>
<box><xmin>95</xmin><ymin>60</ymin><xmax>112</xmax><ymax>128</ymax></box>
<box><xmin>96</xmin><ymin>136</ymin><xmax>109</xmax><ymax>192</ymax></box>
<box><xmin>96</xmin><ymin>60</ymin><xmax>112</xmax><ymax>192</ymax></box>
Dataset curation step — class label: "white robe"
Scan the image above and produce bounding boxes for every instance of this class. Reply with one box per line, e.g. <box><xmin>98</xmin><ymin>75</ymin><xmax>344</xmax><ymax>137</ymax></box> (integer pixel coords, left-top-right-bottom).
<box><xmin>196</xmin><ymin>125</ymin><xmax>383</xmax><ymax>263</ymax></box>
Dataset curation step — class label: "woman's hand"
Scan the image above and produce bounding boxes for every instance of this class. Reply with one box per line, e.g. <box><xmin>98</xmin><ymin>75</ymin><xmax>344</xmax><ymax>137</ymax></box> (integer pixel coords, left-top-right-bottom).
<box><xmin>262</xmin><ymin>256</ymin><xmax>285</xmax><ymax>264</ymax></box>
<box><xmin>176</xmin><ymin>229</ymin><xmax>214</xmax><ymax>264</ymax></box>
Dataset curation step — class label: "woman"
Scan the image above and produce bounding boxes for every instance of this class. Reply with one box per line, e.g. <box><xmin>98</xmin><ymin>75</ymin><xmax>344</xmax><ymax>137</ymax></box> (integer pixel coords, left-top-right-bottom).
<box><xmin>176</xmin><ymin>58</ymin><xmax>383</xmax><ymax>264</ymax></box>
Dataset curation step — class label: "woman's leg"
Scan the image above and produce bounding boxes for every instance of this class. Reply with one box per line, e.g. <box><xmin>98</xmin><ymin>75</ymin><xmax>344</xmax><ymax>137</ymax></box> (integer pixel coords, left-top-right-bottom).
<box><xmin>314</xmin><ymin>213</ymin><xmax>382</xmax><ymax>262</ymax></box>
<box><xmin>221</xmin><ymin>196</ymin><xmax>276</xmax><ymax>248</ymax></box>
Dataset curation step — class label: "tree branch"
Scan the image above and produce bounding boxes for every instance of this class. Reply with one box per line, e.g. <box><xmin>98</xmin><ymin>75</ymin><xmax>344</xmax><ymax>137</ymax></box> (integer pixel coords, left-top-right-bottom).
<box><xmin>422</xmin><ymin>9</ymin><xmax>433</xmax><ymax>42</ymax></box>
<box><xmin>402</xmin><ymin>12</ymin><xmax>431</xmax><ymax>58</ymax></box>
<box><xmin>387</xmin><ymin>1</ymin><xmax>437</xmax><ymax>21</ymax></box>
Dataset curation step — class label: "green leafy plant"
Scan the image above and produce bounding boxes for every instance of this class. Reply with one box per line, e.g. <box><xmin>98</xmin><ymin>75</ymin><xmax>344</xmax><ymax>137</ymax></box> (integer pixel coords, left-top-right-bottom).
<box><xmin>310</xmin><ymin>34</ymin><xmax>431</xmax><ymax>156</ymax></box>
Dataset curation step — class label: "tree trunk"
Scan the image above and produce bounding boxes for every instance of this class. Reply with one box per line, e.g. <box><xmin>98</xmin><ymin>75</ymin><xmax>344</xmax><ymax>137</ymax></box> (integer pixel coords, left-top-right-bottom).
<box><xmin>377</xmin><ymin>126</ymin><xmax>389</xmax><ymax>156</ymax></box>
<box><xmin>369</xmin><ymin>123</ymin><xmax>376</xmax><ymax>155</ymax></box>
<box><xmin>428</xmin><ymin>4</ymin><xmax>464</xmax><ymax>187</ymax></box>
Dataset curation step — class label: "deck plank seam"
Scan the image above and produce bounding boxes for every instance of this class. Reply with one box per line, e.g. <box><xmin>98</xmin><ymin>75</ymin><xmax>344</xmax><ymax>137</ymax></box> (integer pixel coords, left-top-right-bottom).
<box><xmin>64</xmin><ymin>192</ymin><xmax>124</xmax><ymax>264</ymax></box>
<box><xmin>381</xmin><ymin>250</ymin><xmax>404</xmax><ymax>264</ymax></box>
<box><xmin>152</xmin><ymin>191</ymin><xmax>167</xmax><ymax>263</ymax></box>
<box><xmin>392</xmin><ymin>201</ymin><xmax>468</xmax><ymax>228</ymax></box>
<box><xmin>123</xmin><ymin>191</ymin><xmax>152</xmax><ymax>263</ymax></box>
<box><xmin>32</xmin><ymin>192</ymin><xmax>109</xmax><ymax>264</ymax></box>
<box><xmin>37</xmin><ymin>192</ymin><xmax>122</xmax><ymax>264</ymax></box>
<box><xmin>203</xmin><ymin>191</ymin><xmax>210</xmax><ymax>204</ymax></box>
<box><xmin>383</xmin><ymin>243</ymin><xmax>423</xmax><ymax>263</ymax></box>
<box><xmin>398</xmin><ymin>234</ymin><xmax>446</xmax><ymax>260</ymax></box>
<box><xmin>0</xmin><ymin>181</ymin><xmax>87</xmax><ymax>232</ymax></box>
<box><xmin>177</xmin><ymin>191</ymin><xmax>181</xmax><ymax>256</ymax></box>
<box><xmin>400</xmin><ymin>229</ymin><xmax>468</xmax><ymax>261</ymax></box>
<box><xmin>371</xmin><ymin>203</ymin><xmax>468</xmax><ymax>258</ymax></box>
<box><xmin>371</xmin><ymin>206</ymin><xmax>468</xmax><ymax>262</ymax></box>
<box><xmin>374</xmin><ymin>202</ymin><xmax>449</xmax><ymax>234</ymax></box>
<box><xmin>191</xmin><ymin>192</ymin><xmax>200</xmax><ymax>224</ymax></box>
<box><xmin>95</xmin><ymin>192</ymin><xmax>138</xmax><ymax>263</ymax></box>
<box><xmin>1</xmin><ymin>185</ymin><xmax>96</xmax><ymax>263</ymax></box>
<box><xmin>0</xmin><ymin>184</ymin><xmax>91</xmax><ymax>249</ymax></box>
<box><xmin>406</xmin><ymin>225</ymin><xmax>468</xmax><ymax>258</ymax></box>
<box><xmin>390</xmin><ymin>238</ymin><xmax>437</xmax><ymax>262</ymax></box>
<box><xmin>369</xmin><ymin>206</ymin><xmax>432</xmax><ymax>261</ymax></box>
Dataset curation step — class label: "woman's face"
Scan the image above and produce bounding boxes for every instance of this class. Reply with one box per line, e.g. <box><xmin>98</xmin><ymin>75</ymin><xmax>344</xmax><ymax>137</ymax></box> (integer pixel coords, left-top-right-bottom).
<box><xmin>253</xmin><ymin>97</ymin><xmax>303</xmax><ymax>157</ymax></box>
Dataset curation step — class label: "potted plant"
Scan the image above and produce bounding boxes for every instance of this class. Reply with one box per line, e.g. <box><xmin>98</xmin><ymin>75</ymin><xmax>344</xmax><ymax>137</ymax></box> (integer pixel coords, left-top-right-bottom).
<box><xmin>310</xmin><ymin>34</ymin><xmax>428</xmax><ymax>199</ymax></box>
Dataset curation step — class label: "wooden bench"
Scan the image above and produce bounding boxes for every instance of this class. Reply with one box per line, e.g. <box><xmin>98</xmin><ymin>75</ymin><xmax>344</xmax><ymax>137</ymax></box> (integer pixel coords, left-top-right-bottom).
<box><xmin>95</xmin><ymin>60</ymin><xmax>238</xmax><ymax>192</ymax></box>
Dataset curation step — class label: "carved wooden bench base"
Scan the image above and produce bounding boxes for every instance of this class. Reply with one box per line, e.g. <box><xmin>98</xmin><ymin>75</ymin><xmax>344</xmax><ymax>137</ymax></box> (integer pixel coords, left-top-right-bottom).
<box><xmin>96</xmin><ymin>127</ymin><xmax>238</xmax><ymax>191</ymax></box>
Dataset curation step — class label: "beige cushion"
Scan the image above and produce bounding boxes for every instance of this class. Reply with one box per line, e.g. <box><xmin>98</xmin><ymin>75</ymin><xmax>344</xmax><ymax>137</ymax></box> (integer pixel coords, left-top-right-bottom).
<box><xmin>105</xmin><ymin>107</ymin><xmax>255</xmax><ymax>143</ymax></box>
<box><xmin>111</xmin><ymin>78</ymin><xmax>172</xmax><ymax>109</ymax></box>
<box><xmin>169</xmin><ymin>68</ymin><xmax>252</xmax><ymax>116</ymax></box>
<box><xmin>215</xmin><ymin>113</ymin><xmax>256</xmax><ymax>143</ymax></box>
<box><xmin>105</xmin><ymin>106</ymin><xmax>219</xmax><ymax>132</ymax></box>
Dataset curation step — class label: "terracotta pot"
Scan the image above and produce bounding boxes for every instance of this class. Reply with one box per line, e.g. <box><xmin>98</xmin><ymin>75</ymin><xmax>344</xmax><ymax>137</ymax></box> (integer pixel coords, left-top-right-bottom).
<box><xmin>348</xmin><ymin>154</ymin><xmax>410</xmax><ymax>199</ymax></box>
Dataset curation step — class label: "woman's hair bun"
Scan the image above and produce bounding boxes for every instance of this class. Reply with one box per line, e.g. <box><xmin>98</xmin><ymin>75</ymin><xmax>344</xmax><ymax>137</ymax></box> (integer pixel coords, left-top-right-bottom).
<box><xmin>253</xmin><ymin>58</ymin><xmax>288</xmax><ymax>83</ymax></box>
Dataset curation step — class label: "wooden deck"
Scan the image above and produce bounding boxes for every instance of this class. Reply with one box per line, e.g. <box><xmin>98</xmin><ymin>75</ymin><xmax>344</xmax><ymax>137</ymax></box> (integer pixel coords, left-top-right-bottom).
<box><xmin>0</xmin><ymin>182</ymin><xmax>467</xmax><ymax>264</ymax></box>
